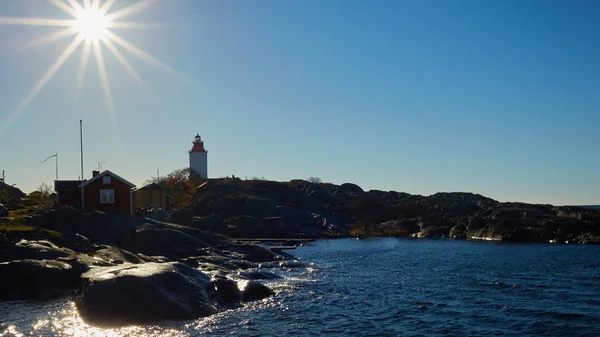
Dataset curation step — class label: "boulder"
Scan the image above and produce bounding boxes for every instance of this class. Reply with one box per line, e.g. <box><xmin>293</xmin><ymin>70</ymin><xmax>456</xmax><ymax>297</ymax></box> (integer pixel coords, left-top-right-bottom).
<box><xmin>0</xmin><ymin>259</ymin><xmax>79</xmax><ymax>300</ymax></box>
<box><xmin>223</xmin><ymin>216</ymin><xmax>264</xmax><ymax>237</ymax></box>
<box><xmin>75</xmin><ymin>262</ymin><xmax>217</xmax><ymax>327</ymax></box>
<box><xmin>24</xmin><ymin>206</ymin><xmax>82</xmax><ymax>233</ymax></box>
<box><xmin>59</xmin><ymin>233</ymin><xmax>92</xmax><ymax>253</ymax></box>
<box><xmin>0</xmin><ymin>240</ymin><xmax>76</xmax><ymax>262</ymax></box>
<box><xmin>74</xmin><ymin>211</ymin><xmax>134</xmax><ymax>246</ymax></box>
<box><xmin>169</xmin><ymin>208</ymin><xmax>194</xmax><ymax>226</ymax></box>
<box><xmin>209</xmin><ymin>278</ymin><xmax>241</xmax><ymax>306</ymax></box>
<box><xmin>130</xmin><ymin>228</ymin><xmax>209</xmax><ymax>258</ymax></box>
<box><xmin>338</xmin><ymin>183</ymin><xmax>364</xmax><ymax>196</ymax></box>
<box><xmin>190</xmin><ymin>214</ymin><xmax>224</xmax><ymax>231</ymax></box>
<box><xmin>243</xmin><ymin>197</ymin><xmax>279</xmax><ymax>217</ymax></box>
<box><xmin>241</xmin><ymin>280</ymin><xmax>274</xmax><ymax>302</ymax></box>
<box><xmin>0</xmin><ymin>203</ymin><xmax>8</xmax><ymax>218</ymax></box>
<box><xmin>89</xmin><ymin>246</ymin><xmax>157</xmax><ymax>264</ymax></box>
<box><xmin>225</xmin><ymin>243</ymin><xmax>280</xmax><ymax>262</ymax></box>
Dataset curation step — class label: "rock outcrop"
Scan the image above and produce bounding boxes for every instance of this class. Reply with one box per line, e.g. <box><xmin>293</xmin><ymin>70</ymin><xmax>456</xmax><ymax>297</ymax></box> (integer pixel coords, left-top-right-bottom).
<box><xmin>184</xmin><ymin>179</ymin><xmax>600</xmax><ymax>244</ymax></box>
<box><xmin>75</xmin><ymin>262</ymin><xmax>217</xmax><ymax>327</ymax></box>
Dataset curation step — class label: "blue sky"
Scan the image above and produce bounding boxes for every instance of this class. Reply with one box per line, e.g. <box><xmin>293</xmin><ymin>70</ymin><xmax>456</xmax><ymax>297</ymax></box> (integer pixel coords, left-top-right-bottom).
<box><xmin>0</xmin><ymin>0</ymin><xmax>598</xmax><ymax>205</ymax></box>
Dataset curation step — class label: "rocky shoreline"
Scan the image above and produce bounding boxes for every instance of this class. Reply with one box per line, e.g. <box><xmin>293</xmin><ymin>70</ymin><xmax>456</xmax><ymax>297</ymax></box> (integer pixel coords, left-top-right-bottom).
<box><xmin>0</xmin><ymin>209</ymin><xmax>303</xmax><ymax>327</ymax></box>
<box><xmin>1</xmin><ymin>178</ymin><xmax>600</xmax><ymax>326</ymax></box>
<box><xmin>176</xmin><ymin>179</ymin><xmax>600</xmax><ymax>244</ymax></box>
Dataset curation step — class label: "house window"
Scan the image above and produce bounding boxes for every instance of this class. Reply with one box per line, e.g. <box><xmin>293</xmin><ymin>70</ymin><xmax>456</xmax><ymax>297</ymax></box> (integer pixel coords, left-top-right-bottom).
<box><xmin>103</xmin><ymin>176</ymin><xmax>111</xmax><ymax>184</ymax></box>
<box><xmin>100</xmin><ymin>189</ymin><xmax>115</xmax><ymax>204</ymax></box>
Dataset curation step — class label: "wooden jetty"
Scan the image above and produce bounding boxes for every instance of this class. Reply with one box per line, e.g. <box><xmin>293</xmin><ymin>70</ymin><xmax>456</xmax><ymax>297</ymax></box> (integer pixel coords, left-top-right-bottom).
<box><xmin>232</xmin><ymin>238</ymin><xmax>314</xmax><ymax>253</ymax></box>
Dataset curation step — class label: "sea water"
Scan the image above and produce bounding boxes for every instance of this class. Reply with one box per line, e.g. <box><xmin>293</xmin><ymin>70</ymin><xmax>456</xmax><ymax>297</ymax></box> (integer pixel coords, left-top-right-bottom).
<box><xmin>1</xmin><ymin>238</ymin><xmax>599</xmax><ymax>336</ymax></box>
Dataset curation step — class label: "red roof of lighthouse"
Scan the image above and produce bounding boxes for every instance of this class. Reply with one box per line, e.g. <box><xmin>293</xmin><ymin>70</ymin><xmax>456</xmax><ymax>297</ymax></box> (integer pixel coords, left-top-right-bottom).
<box><xmin>189</xmin><ymin>134</ymin><xmax>207</xmax><ymax>153</ymax></box>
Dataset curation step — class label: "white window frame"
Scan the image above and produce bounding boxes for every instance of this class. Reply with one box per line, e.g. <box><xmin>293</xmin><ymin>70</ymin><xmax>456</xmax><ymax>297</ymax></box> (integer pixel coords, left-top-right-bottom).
<box><xmin>103</xmin><ymin>176</ymin><xmax>111</xmax><ymax>184</ymax></box>
<box><xmin>100</xmin><ymin>189</ymin><xmax>115</xmax><ymax>204</ymax></box>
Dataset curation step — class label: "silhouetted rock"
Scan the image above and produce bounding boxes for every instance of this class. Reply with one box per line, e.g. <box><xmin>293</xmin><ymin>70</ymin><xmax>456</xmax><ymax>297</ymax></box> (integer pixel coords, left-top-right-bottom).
<box><xmin>209</xmin><ymin>278</ymin><xmax>241</xmax><ymax>306</ymax></box>
<box><xmin>241</xmin><ymin>280</ymin><xmax>274</xmax><ymax>302</ymax></box>
<box><xmin>0</xmin><ymin>259</ymin><xmax>79</xmax><ymax>300</ymax></box>
<box><xmin>75</xmin><ymin>262</ymin><xmax>217</xmax><ymax>327</ymax></box>
<box><xmin>170</xmin><ymin>208</ymin><xmax>194</xmax><ymax>226</ymax></box>
<box><xmin>0</xmin><ymin>204</ymin><xmax>7</xmax><ymax>218</ymax></box>
<box><xmin>130</xmin><ymin>228</ymin><xmax>209</xmax><ymax>258</ymax></box>
<box><xmin>0</xmin><ymin>239</ymin><xmax>76</xmax><ymax>262</ymax></box>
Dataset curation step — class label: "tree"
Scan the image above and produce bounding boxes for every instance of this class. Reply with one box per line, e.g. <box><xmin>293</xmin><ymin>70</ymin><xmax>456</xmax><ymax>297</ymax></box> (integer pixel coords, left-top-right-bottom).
<box><xmin>28</xmin><ymin>182</ymin><xmax>54</xmax><ymax>206</ymax></box>
<box><xmin>36</xmin><ymin>182</ymin><xmax>53</xmax><ymax>198</ymax></box>
<box><xmin>142</xmin><ymin>168</ymin><xmax>200</xmax><ymax>208</ymax></box>
<box><xmin>306</xmin><ymin>177</ymin><xmax>322</xmax><ymax>184</ymax></box>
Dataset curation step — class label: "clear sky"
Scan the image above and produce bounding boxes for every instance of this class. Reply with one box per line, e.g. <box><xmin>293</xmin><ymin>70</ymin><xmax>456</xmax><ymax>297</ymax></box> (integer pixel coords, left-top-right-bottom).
<box><xmin>0</xmin><ymin>0</ymin><xmax>598</xmax><ymax>206</ymax></box>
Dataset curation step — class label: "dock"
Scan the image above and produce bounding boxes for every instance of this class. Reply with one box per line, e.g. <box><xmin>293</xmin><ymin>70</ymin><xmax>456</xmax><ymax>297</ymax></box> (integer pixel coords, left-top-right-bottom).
<box><xmin>232</xmin><ymin>238</ymin><xmax>314</xmax><ymax>253</ymax></box>
<box><xmin>269</xmin><ymin>246</ymin><xmax>297</xmax><ymax>253</ymax></box>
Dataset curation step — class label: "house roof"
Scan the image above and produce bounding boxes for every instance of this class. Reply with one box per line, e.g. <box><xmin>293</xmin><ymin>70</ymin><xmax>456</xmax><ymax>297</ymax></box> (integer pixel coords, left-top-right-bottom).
<box><xmin>134</xmin><ymin>183</ymin><xmax>166</xmax><ymax>191</ymax></box>
<box><xmin>79</xmin><ymin>170</ymin><xmax>136</xmax><ymax>188</ymax></box>
<box><xmin>55</xmin><ymin>180</ymin><xmax>82</xmax><ymax>190</ymax></box>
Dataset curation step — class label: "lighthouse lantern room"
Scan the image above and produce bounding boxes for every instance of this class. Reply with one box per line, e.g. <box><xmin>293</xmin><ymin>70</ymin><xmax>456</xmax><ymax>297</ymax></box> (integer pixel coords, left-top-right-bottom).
<box><xmin>189</xmin><ymin>134</ymin><xmax>208</xmax><ymax>179</ymax></box>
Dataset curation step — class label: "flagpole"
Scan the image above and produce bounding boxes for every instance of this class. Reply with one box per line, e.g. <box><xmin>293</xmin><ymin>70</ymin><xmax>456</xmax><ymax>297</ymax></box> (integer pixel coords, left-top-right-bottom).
<box><xmin>41</xmin><ymin>153</ymin><xmax>58</xmax><ymax>180</ymax></box>
<box><xmin>80</xmin><ymin>119</ymin><xmax>84</xmax><ymax>210</ymax></box>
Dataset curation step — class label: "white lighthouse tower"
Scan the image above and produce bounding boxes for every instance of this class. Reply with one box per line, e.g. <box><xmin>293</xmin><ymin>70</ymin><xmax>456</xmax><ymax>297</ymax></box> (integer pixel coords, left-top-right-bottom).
<box><xmin>189</xmin><ymin>134</ymin><xmax>208</xmax><ymax>179</ymax></box>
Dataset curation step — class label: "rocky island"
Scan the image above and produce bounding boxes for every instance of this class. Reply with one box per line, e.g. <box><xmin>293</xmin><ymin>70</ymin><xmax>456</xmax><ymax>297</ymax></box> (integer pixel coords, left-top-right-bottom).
<box><xmin>1</xmin><ymin>178</ymin><xmax>599</xmax><ymax>327</ymax></box>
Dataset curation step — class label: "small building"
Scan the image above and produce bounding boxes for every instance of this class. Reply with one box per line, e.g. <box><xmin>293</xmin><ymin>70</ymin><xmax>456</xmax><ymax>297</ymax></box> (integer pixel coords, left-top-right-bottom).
<box><xmin>55</xmin><ymin>170</ymin><xmax>136</xmax><ymax>215</ymax></box>
<box><xmin>133</xmin><ymin>183</ymin><xmax>170</xmax><ymax>210</ymax></box>
<box><xmin>54</xmin><ymin>180</ymin><xmax>84</xmax><ymax>208</ymax></box>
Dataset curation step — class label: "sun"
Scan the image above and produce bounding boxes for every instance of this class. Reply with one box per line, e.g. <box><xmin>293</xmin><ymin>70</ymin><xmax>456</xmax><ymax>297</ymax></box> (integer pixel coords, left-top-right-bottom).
<box><xmin>0</xmin><ymin>0</ymin><xmax>186</xmax><ymax>136</ymax></box>
<box><xmin>73</xmin><ymin>7</ymin><xmax>110</xmax><ymax>41</ymax></box>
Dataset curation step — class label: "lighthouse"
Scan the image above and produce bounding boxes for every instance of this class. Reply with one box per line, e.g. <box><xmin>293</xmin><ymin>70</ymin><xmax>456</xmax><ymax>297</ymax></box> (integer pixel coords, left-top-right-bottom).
<box><xmin>189</xmin><ymin>134</ymin><xmax>208</xmax><ymax>179</ymax></box>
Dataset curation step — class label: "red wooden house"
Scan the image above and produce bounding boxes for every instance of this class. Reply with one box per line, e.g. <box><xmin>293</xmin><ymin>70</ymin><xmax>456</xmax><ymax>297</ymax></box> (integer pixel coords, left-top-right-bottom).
<box><xmin>55</xmin><ymin>170</ymin><xmax>136</xmax><ymax>215</ymax></box>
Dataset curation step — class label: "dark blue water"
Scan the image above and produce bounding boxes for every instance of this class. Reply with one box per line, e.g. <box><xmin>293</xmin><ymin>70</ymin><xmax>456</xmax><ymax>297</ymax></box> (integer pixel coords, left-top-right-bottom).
<box><xmin>2</xmin><ymin>238</ymin><xmax>600</xmax><ymax>336</ymax></box>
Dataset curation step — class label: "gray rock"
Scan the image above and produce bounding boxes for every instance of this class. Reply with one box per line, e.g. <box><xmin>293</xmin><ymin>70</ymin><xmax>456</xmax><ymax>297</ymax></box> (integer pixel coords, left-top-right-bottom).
<box><xmin>190</xmin><ymin>214</ymin><xmax>223</xmax><ymax>231</ymax></box>
<box><xmin>89</xmin><ymin>246</ymin><xmax>157</xmax><ymax>264</ymax></box>
<box><xmin>209</xmin><ymin>278</ymin><xmax>241</xmax><ymax>306</ymax></box>
<box><xmin>0</xmin><ymin>259</ymin><xmax>79</xmax><ymax>300</ymax></box>
<box><xmin>169</xmin><ymin>208</ymin><xmax>194</xmax><ymax>226</ymax></box>
<box><xmin>75</xmin><ymin>262</ymin><xmax>217</xmax><ymax>327</ymax></box>
<box><xmin>0</xmin><ymin>240</ymin><xmax>76</xmax><ymax>262</ymax></box>
<box><xmin>241</xmin><ymin>280</ymin><xmax>274</xmax><ymax>302</ymax></box>
<box><xmin>130</xmin><ymin>228</ymin><xmax>209</xmax><ymax>258</ymax></box>
<box><xmin>243</xmin><ymin>197</ymin><xmax>279</xmax><ymax>217</ymax></box>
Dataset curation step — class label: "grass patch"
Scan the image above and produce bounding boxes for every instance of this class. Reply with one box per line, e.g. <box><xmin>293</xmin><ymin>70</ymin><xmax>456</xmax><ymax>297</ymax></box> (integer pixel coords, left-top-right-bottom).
<box><xmin>1</xmin><ymin>204</ymin><xmax>62</xmax><ymax>239</ymax></box>
<box><xmin>0</xmin><ymin>220</ymin><xmax>62</xmax><ymax>239</ymax></box>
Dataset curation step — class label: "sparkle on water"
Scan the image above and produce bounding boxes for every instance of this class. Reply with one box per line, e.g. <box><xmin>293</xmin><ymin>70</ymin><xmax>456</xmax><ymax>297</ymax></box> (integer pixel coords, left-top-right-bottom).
<box><xmin>0</xmin><ymin>0</ymin><xmax>182</xmax><ymax>135</ymax></box>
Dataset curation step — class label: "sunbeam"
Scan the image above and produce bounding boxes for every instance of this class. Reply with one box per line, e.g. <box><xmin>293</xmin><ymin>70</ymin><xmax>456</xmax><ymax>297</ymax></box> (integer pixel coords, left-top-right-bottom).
<box><xmin>75</xmin><ymin>40</ymin><xmax>93</xmax><ymax>101</ymax></box>
<box><xmin>103</xmin><ymin>38</ymin><xmax>144</xmax><ymax>83</ymax></box>
<box><xmin>48</xmin><ymin>0</ymin><xmax>78</xmax><ymax>18</ymax></box>
<box><xmin>0</xmin><ymin>0</ymin><xmax>183</xmax><ymax>136</ymax></box>
<box><xmin>0</xmin><ymin>17</ymin><xmax>74</xmax><ymax>27</ymax></box>
<box><xmin>92</xmin><ymin>40</ymin><xmax>116</xmax><ymax>124</ymax></box>
<box><xmin>107</xmin><ymin>21</ymin><xmax>169</xmax><ymax>30</ymax></box>
<box><xmin>0</xmin><ymin>36</ymin><xmax>84</xmax><ymax>135</ymax></box>
<box><xmin>67</xmin><ymin>0</ymin><xmax>84</xmax><ymax>12</ymax></box>
<box><xmin>18</xmin><ymin>27</ymin><xmax>79</xmax><ymax>53</ymax></box>
<box><xmin>105</xmin><ymin>30</ymin><xmax>188</xmax><ymax>79</ymax></box>
<box><xmin>106</xmin><ymin>0</ymin><xmax>159</xmax><ymax>21</ymax></box>
<box><xmin>99</xmin><ymin>0</ymin><xmax>118</xmax><ymax>15</ymax></box>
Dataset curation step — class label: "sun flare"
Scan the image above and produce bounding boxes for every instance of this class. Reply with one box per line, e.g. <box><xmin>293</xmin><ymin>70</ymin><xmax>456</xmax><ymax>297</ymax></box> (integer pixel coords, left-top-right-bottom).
<box><xmin>0</xmin><ymin>0</ymin><xmax>184</xmax><ymax>136</ymax></box>
<box><xmin>73</xmin><ymin>7</ymin><xmax>110</xmax><ymax>41</ymax></box>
